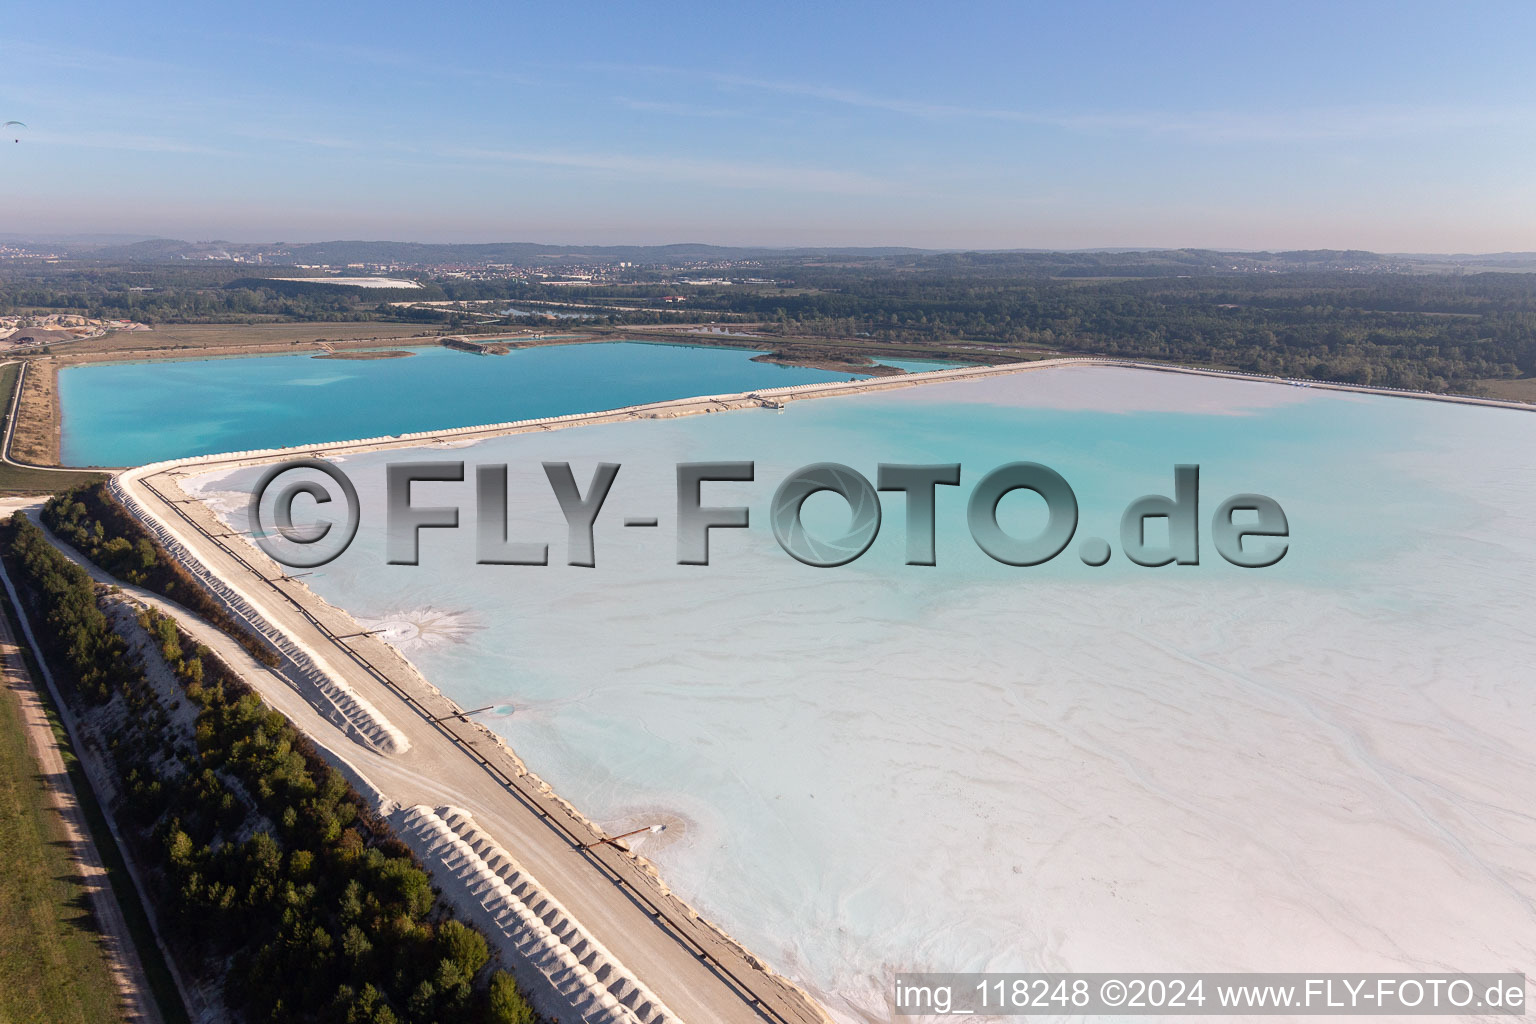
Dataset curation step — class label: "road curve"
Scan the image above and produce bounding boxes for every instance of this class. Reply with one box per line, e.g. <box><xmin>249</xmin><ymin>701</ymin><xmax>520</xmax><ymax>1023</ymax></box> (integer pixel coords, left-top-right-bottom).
<box><xmin>111</xmin><ymin>468</ymin><xmax>832</xmax><ymax>1024</ymax></box>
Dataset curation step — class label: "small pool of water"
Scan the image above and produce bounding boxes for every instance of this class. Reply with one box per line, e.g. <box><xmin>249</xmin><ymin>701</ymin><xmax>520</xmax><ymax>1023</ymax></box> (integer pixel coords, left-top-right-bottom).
<box><xmin>878</xmin><ymin>357</ymin><xmax>972</xmax><ymax>373</ymax></box>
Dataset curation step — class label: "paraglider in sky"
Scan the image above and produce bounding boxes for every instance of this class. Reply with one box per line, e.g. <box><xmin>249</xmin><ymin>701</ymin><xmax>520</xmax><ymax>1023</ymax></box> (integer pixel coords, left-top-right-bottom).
<box><xmin>4</xmin><ymin>121</ymin><xmax>24</xmax><ymax>143</ymax></box>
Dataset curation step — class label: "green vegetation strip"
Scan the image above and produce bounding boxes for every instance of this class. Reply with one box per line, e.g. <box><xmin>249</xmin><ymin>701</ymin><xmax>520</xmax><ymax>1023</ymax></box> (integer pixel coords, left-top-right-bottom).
<box><xmin>4</xmin><ymin>513</ymin><xmax>541</xmax><ymax>1024</ymax></box>
<box><xmin>0</xmin><ymin>627</ymin><xmax>126</xmax><ymax>1024</ymax></box>
<box><xmin>0</xmin><ymin>585</ymin><xmax>191</xmax><ymax>1024</ymax></box>
<box><xmin>45</xmin><ymin>483</ymin><xmax>281</xmax><ymax>669</ymax></box>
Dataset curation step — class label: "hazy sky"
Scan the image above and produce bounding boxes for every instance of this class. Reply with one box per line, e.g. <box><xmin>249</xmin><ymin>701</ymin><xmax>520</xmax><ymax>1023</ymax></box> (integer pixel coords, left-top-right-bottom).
<box><xmin>5</xmin><ymin>0</ymin><xmax>1535</xmax><ymax>250</ymax></box>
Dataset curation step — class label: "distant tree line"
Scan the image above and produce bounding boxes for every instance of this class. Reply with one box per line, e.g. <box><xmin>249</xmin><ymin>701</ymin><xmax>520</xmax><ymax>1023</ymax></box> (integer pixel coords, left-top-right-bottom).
<box><xmin>431</xmin><ymin>264</ymin><xmax>1536</xmax><ymax>391</ymax></box>
<box><xmin>6</xmin><ymin>259</ymin><xmax>1536</xmax><ymax>391</ymax></box>
<box><xmin>0</xmin><ymin>265</ymin><xmax>441</xmax><ymax>324</ymax></box>
<box><xmin>671</xmin><ymin>269</ymin><xmax>1536</xmax><ymax>391</ymax></box>
<box><xmin>3</xmin><ymin>512</ymin><xmax>541</xmax><ymax>1024</ymax></box>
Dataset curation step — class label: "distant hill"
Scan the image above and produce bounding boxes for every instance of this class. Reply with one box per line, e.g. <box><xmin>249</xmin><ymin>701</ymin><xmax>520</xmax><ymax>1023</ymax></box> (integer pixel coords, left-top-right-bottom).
<box><xmin>282</xmin><ymin>240</ymin><xmax>938</xmax><ymax>266</ymax></box>
<box><xmin>883</xmin><ymin>247</ymin><xmax>1415</xmax><ymax>277</ymax></box>
<box><xmin>50</xmin><ymin>237</ymin><xmax>934</xmax><ymax>267</ymax></box>
<box><xmin>88</xmin><ymin>238</ymin><xmax>231</xmax><ymax>261</ymax></box>
<box><xmin>15</xmin><ymin>236</ymin><xmax>1536</xmax><ymax>276</ymax></box>
<box><xmin>0</xmin><ymin>232</ymin><xmax>160</xmax><ymax>246</ymax></box>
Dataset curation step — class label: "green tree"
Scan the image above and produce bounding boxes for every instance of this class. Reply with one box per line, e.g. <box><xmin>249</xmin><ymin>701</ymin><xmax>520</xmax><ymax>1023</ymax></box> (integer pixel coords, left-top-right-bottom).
<box><xmin>485</xmin><ymin>971</ymin><xmax>536</xmax><ymax>1024</ymax></box>
<box><xmin>436</xmin><ymin>919</ymin><xmax>489</xmax><ymax>979</ymax></box>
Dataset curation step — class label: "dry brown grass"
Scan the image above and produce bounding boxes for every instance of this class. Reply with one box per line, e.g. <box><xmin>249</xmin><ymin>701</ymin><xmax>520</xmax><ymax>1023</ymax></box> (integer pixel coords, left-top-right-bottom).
<box><xmin>12</xmin><ymin>361</ymin><xmax>63</xmax><ymax>468</ymax></box>
<box><xmin>0</xmin><ymin>632</ymin><xmax>126</xmax><ymax>1024</ymax></box>
<box><xmin>1472</xmin><ymin>377</ymin><xmax>1536</xmax><ymax>405</ymax></box>
<box><xmin>63</xmin><ymin>321</ymin><xmax>440</xmax><ymax>359</ymax></box>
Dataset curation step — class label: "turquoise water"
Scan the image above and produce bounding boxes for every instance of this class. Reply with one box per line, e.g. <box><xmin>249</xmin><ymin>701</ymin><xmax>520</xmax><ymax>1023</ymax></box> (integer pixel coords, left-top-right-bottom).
<box><xmin>190</xmin><ymin>366</ymin><xmax>1536</xmax><ymax>1019</ymax></box>
<box><xmin>58</xmin><ymin>341</ymin><xmax>869</xmax><ymax>467</ymax></box>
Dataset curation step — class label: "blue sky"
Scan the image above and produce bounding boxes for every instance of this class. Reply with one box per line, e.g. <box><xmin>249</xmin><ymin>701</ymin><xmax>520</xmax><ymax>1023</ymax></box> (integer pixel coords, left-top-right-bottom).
<box><xmin>4</xmin><ymin>0</ymin><xmax>1535</xmax><ymax>249</ymax></box>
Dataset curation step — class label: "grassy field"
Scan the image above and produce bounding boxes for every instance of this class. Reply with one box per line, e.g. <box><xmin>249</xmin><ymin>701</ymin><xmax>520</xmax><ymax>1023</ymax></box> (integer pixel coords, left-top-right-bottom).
<box><xmin>64</xmin><ymin>320</ymin><xmax>440</xmax><ymax>357</ymax></box>
<box><xmin>0</xmin><ymin>660</ymin><xmax>125</xmax><ymax>1023</ymax></box>
<box><xmin>1473</xmin><ymin>377</ymin><xmax>1536</xmax><ymax>404</ymax></box>
<box><xmin>0</xmin><ymin>587</ymin><xmax>188</xmax><ymax>1024</ymax></box>
<box><xmin>0</xmin><ymin>364</ymin><xmax>107</xmax><ymax>491</ymax></box>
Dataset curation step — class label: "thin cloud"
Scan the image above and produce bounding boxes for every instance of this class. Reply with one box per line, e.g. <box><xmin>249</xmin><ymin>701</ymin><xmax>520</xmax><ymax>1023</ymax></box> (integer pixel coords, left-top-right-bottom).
<box><xmin>26</xmin><ymin>130</ymin><xmax>233</xmax><ymax>157</ymax></box>
<box><xmin>613</xmin><ymin>97</ymin><xmax>752</xmax><ymax>119</ymax></box>
<box><xmin>1060</xmin><ymin>104</ymin><xmax>1532</xmax><ymax>142</ymax></box>
<box><xmin>443</xmin><ymin>144</ymin><xmax>901</xmax><ymax>194</ymax></box>
<box><xmin>605</xmin><ymin>62</ymin><xmax>1536</xmax><ymax>143</ymax></box>
<box><xmin>0</xmin><ymin>43</ymin><xmax>190</xmax><ymax>77</ymax></box>
<box><xmin>21</xmin><ymin>117</ymin><xmax>897</xmax><ymax>196</ymax></box>
<box><xmin>225</xmin><ymin>126</ymin><xmax>368</xmax><ymax>151</ymax></box>
<box><xmin>222</xmin><ymin>32</ymin><xmax>542</xmax><ymax>87</ymax></box>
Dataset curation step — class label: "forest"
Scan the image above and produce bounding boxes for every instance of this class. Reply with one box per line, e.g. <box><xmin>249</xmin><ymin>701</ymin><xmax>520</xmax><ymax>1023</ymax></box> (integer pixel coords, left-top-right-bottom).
<box><xmin>0</xmin><ymin>264</ymin><xmax>438</xmax><ymax>323</ymax></box>
<box><xmin>716</xmin><ymin>268</ymin><xmax>1536</xmax><ymax>390</ymax></box>
<box><xmin>5</xmin><ymin>508</ymin><xmax>542</xmax><ymax>1024</ymax></box>
<box><xmin>4</xmin><ymin>255</ymin><xmax>1536</xmax><ymax>392</ymax></box>
<box><xmin>43</xmin><ymin>484</ymin><xmax>281</xmax><ymax>668</ymax></box>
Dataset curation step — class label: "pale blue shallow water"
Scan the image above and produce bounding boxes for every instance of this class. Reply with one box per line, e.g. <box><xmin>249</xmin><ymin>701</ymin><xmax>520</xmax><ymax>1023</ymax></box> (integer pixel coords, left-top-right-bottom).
<box><xmin>190</xmin><ymin>367</ymin><xmax>1536</xmax><ymax>1020</ymax></box>
<box><xmin>58</xmin><ymin>341</ymin><xmax>869</xmax><ymax>467</ymax></box>
<box><xmin>877</xmin><ymin>357</ymin><xmax>970</xmax><ymax>373</ymax></box>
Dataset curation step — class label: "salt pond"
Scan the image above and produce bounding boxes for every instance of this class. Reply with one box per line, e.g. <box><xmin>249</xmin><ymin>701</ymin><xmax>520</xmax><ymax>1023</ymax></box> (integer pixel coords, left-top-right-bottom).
<box><xmin>191</xmin><ymin>366</ymin><xmax>1536</xmax><ymax>1021</ymax></box>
